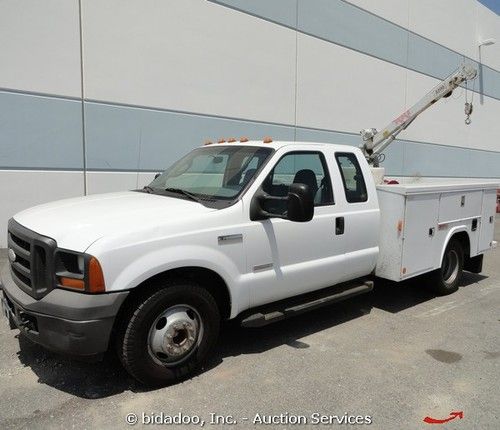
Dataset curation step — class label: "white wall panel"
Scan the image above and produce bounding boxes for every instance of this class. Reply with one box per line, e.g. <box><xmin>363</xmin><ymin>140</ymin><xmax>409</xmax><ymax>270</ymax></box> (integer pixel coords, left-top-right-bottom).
<box><xmin>0</xmin><ymin>0</ymin><xmax>81</xmax><ymax>97</ymax></box>
<box><xmin>344</xmin><ymin>0</ymin><xmax>409</xmax><ymax>29</ymax></box>
<box><xmin>402</xmin><ymin>69</ymin><xmax>500</xmax><ymax>152</ymax></box>
<box><xmin>0</xmin><ymin>171</ymin><xmax>84</xmax><ymax>247</ymax></box>
<box><xmin>295</xmin><ymin>34</ymin><xmax>406</xmax><ymax>134</ymax></box>
<box><xmin>86</xmin><ymin>172</ymin><xmax>141</xmax><ymax>195</ymax></box>
<box><xmin>476</xmin><ymin>3</ymin><xmax>500</xmax><ymax>71</ymax></box>
<box><xmin>408</xmin><ymin>0</ymin><xmax>478</xmax><ymax>61</ymax></box>
<box><xmin>81</xmin><ymin>0</ymin><xmax>296</xmax><ymax>124</ymax></box>
<box><xmin>137</xmin><ymin>172</ymin><xmax>158</xmax><ymax>189</ymax></box>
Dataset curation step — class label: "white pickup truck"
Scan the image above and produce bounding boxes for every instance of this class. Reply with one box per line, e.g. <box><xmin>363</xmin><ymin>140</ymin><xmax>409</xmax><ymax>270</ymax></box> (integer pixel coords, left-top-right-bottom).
<box><xmin>1</xmin><ymin>140</ymin><xmax>497</xmax><ymax>385</ymax></box>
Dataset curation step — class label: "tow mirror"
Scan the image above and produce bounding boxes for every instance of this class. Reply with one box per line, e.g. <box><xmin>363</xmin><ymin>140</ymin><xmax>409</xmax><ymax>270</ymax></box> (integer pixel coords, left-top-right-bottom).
<box><xmin>287</xmin><ymin>183</ymin><xmax>314</xmax><ymax>222</ymax></box>
<box><xmin>250</xmin><ymin>183</ymin><xmax>314</xmax><ymax>222</ymax></box>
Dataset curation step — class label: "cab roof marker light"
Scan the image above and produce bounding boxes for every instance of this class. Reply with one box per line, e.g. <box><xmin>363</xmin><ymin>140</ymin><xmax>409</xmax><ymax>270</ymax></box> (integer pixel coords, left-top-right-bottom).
<box><xmin>217</xmin><ymin>138</ymin><xmax>226</xmax><ymax>144</ymax></box>
<box><xmin>227</xmin><ymin>137</ymin><xmax>236</xmax><ymax>143</ymax></box>
<box><xmin>240</xmin><ymin>136</ymin><xmax>249</xmax><ymax>142</ymax></box>
<box><xmin>263</xmin><ymin>137</ymin><xmax>273</xmax><ymax>143</ymax></box>
<box><xmin>203</xmin><ymin>140</ymin><xmax>213</xmax><ymax>145</ymax></box>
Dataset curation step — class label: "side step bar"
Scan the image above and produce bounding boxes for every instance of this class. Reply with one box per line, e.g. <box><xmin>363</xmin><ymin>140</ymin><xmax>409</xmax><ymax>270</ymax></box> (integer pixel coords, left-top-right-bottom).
<box><xmin>241</xmin><ymin>280</ymin><xmax>373</xmax><ymax>328</ymax></box>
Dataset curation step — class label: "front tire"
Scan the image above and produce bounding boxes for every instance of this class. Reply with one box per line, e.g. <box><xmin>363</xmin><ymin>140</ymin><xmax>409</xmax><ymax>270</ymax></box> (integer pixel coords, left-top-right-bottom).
<box><xmin>117</xmin><ymin>280</ymin><xmax>220</xmax><ymax>386</ymax></box>
<box><xmin>429</xmin><ymin>239</ymin><xmax>464</xmax><ymax>295</ymax></box>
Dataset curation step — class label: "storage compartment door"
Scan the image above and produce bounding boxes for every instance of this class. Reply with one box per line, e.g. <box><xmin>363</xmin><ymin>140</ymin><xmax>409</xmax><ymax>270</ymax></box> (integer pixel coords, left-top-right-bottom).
<box><xmin>478</xmin><ymin>189</ymin><xmax>497</xmax><ymax>253</ymax></box>
<box><xmin>438</xmin><ymin>191</ymin><xmax>482</xmax><ymax>222</ymax></box>
<box><xmin>401</xmin><ymin>194</ymin><xmax>440</xmax><ymax>278</ymax></box>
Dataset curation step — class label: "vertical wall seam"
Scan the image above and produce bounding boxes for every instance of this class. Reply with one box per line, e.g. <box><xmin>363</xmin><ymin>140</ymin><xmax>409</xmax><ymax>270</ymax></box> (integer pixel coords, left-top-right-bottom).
<box><xmin>293</xmin><ymin>0</ymin><xmax>299</xmax><ymax>141</ymax></box>
<box><xmin>402</xmin><ymin>0</ymin><xmax>411</xmax><ymax>175</ymax></box>
<box><xmin>78</xmin><ymin>0</ymin><xmax>87</xmax><ymax>195</ymax></box>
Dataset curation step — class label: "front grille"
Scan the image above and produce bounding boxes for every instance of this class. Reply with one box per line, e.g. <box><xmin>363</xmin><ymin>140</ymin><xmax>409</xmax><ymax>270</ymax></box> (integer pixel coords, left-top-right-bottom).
<box><xmin>7</xmin><ymin>219</ymin><xmax>57</xmax><ymax>299</ymax></box>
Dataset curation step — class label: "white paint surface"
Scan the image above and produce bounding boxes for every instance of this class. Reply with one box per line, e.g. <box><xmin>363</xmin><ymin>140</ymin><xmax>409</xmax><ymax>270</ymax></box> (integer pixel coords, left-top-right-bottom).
<box><xmin>0</xmin><ymin>170</ymin><xmax>84</xmax><ymax>246</ymax></box>
<box><xmin>81</xmin><ymin>0</ymin><xmax>297</xmax><ymax>124</ymax></box>
<box><xmin>0</xmin><ymin>0</ymin><xmax>81</xmax><ymax>97</ymax></box>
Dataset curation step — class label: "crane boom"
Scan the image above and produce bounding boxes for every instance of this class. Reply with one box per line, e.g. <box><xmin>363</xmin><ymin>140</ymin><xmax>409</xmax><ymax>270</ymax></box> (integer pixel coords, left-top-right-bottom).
<box><xmin>361</xmin><ymin>64</ymin><xmax>477</xmax><ymax>166</ymax></box>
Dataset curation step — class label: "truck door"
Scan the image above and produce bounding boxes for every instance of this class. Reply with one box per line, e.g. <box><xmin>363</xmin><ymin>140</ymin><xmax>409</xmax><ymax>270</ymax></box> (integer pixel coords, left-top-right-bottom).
<box><xmin>244</xmin><ymin>150</ymin><xmax>346</xmax><ymax>307</ymax></box>
<box><xmin>331</xmin><ymin>152</ymin><xmax>379</xmax><ymax>280</ymax></box>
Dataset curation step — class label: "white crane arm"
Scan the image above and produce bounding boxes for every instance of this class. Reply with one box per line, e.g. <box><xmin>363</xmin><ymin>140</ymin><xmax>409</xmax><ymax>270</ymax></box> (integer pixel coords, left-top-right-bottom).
<box><xmin>361</xmin><ymin>64</ymin><xmax>477</xmax><ymax>166</ymax></box>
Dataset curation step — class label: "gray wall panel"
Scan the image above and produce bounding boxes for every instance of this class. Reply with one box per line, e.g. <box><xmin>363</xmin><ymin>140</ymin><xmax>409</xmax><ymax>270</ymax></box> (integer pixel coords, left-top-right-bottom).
<box><xmin>402</xmin><ymin>141</ymin><xmax>500</xmax><ymax>178</ymax></box>
<box><xmin>84</xmin><ymin>102</ymin><xmax>295</xmax><ymax>171</ymax></box>
<box><xmin>0</xmin><ymin>91</ymin><xmax>83</xmax><ymax>169</ymax></box>
<box><xmin>468</xmin><ymin>149</ymin><xmax>500</xmax><ymax>178</ymax></box>
<box><xmin>407</xmin><ymin>32</ymin><xmax>465</xmax><ymax>81</ymax></box>
<box><xmin>482</xmin><ymin>65</ymin><xmax>500</xmax><ymax>101</ymax></box>
<box><xmin>1</xmin><ymin>94</ymin><xmax>497</xmax><ymax>178</ymax></box>
<box><xmin>210</xmin><ymin>0</ymin><xmax>500</xmax><ymax>101</ymax></box>
<box><xmin>403</xmin><ymin>141</ymin><xmax>472</xmax><ymax>177</ymax></box>
<box><xmin>297</xmin><ymin>0</ymin><xmax>408</xmax><ymax>67</ymax></box>
<box><xmin>210</xmin><ymin>0</ymin><xmax>297</xmax><ymax>27</ymax></box>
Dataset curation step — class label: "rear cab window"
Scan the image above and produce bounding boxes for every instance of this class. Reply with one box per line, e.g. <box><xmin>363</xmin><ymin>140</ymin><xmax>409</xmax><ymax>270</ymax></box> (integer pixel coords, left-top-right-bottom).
<box><xmin>335</xmin><ymin>152</ymin><xmax>368</xmax><ymax>203</ymax></box>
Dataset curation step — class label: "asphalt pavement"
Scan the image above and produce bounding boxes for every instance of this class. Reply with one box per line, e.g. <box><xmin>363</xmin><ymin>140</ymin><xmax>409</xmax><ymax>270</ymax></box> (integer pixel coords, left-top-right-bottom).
<box><xmin>0</xmin><ymin>218</ymin><xmax>499</xmax><ymax>429</ymax></box>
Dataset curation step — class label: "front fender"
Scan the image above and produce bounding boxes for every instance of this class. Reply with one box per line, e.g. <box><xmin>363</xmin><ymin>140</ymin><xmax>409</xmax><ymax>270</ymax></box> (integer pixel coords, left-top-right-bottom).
<box><xmin>105</xmin><ymin>244</ymin><xmax>246</xmax><ymax>317</ymax></box>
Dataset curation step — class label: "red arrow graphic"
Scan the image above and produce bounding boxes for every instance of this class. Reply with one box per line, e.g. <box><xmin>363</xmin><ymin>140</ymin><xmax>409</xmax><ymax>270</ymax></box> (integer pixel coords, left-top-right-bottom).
<box><xmin>423</xmin><ymin>411</ymin><xmax>463</xmax><ymax>424</ymax></box>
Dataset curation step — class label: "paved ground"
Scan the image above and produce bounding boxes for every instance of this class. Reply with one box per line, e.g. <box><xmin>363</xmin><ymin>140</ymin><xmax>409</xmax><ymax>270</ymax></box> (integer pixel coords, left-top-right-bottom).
<box><xmin>0</xmin><ymin>219</ymin><xmax>499</xmax><ymax>430</ymax></box>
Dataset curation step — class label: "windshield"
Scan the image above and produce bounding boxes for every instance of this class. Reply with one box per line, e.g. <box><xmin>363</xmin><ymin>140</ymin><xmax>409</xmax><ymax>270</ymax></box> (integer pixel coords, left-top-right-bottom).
<box><xmin>146</xmin><ymin>145</ymin><xmax>273</xmax><ymax>207</ymax></box>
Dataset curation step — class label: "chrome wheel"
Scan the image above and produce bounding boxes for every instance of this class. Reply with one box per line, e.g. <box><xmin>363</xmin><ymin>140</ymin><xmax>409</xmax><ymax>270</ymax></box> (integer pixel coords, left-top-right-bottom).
<box><xmin>148</xmin><ymin>305</ymin><xmax>203</xmax><ymax>366</ymax></box>
<box><xmin>443</xmin><ymin>249</ymin><xmax>459</xmax><ymax>285</ymax></box>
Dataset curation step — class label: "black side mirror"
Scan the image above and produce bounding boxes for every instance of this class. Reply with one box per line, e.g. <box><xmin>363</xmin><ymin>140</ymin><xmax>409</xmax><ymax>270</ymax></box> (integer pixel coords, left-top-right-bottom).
<box><xmin>250</xmin><ymin>183</ymin><xmax>314</xmax><ymax>222</ymax></box>
<box><xmin>287</xmin><ymin>183</ymin><xmax>314</xmax><ymax>222</ymax></box>
<box><xmin>154</xmin><ymin>172</ymin><xmax>161</xmax><ymax>179</ymax></box>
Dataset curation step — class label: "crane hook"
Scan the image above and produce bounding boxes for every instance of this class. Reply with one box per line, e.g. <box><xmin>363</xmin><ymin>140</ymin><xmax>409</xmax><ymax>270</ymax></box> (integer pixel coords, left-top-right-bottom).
<box><xmin>464</xmin><ymin>102</ymin><xmax>473</xmax><ymax>125</ymax></box>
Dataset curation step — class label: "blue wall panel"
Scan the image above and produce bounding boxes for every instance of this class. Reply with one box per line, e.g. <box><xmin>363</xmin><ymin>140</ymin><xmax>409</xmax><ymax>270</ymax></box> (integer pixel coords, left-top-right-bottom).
<box><xmin>84</xmin><ymin>102</ymin><xmax>295</xmax><ymax>171</ymax></box>
<box><xmin>297</xmin><ymin>0</ymin><xmax>408</xmax><ymax>67</ymax></box>
<box><xmin>210</xmin><ymin>0</ymin><xmax>500</xmax><ymax>101</ymax></box>
<box><xmin>1</xmin><ymin>92</ymin><xmax>498</xmax><ymax>177</ymax></box>
<box><xmin>211</xmin><ymin>0</ymin><xmax>297</xmax><ymax>28</ymax></box>
<box><xmin>0</xmin><ymin>91</ymin><xmax>83</xmax><ymax>169</ymax></box>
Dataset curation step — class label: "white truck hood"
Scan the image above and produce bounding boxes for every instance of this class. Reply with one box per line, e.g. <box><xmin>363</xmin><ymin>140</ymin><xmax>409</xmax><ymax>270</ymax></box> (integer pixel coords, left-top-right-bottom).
<box><xmin>13</xmin><ymin>191</ymin><xmax>216</xmax><ymax>252</ymax></box>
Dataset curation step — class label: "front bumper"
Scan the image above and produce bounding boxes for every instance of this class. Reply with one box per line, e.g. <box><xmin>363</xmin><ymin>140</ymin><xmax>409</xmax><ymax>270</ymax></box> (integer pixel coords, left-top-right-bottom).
<box><xmin>1</xmin><ymin>265</ymin><xmax>129</xmax><ymax>359</ymax></box>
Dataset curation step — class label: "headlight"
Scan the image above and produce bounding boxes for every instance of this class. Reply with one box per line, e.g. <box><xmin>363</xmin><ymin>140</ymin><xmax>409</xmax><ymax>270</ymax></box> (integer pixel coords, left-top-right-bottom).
<box><xmin>55</xmin><ymin>251</ymin><xmax>105</xmax><ymax>293</ymax></box>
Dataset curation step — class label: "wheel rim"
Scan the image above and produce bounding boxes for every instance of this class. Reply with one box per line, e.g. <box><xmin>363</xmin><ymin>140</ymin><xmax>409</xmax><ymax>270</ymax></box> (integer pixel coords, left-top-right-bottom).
<box><xmin>147</xmin><ymin>304</ymin><xmax>203</xmax><ymax>366</ymax></box>
<box><xmin>443</xmin><ymin>249</ymin><xmax>459</xmax><ymax>285</ymax></box>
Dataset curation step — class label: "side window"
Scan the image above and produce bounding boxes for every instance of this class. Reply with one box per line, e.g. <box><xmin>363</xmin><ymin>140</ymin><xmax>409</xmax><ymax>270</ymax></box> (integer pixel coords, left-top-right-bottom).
<box><xmin>262</xmin><ymin>152</ymin><xmax>333</xmax><ymax>214</ymax></box>
<box><xmin>335</xmin><ymin>153</ymin><xmax>368</xmax><ymax>203</ymax></box>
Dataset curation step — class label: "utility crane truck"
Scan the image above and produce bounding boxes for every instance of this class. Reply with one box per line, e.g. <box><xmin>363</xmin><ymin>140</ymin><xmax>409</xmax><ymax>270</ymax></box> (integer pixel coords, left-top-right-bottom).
<box><xmin>1</xmin><ymin>64</ymin><xmax>497</xmax><ymax>385</ymax></box>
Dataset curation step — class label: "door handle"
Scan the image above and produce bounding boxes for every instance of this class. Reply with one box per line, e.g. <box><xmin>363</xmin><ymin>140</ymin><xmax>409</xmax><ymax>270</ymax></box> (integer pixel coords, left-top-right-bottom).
<box><xmin>335</xmin><ymin>217</ymin><xmax>345</xmax><ymax>235</ymax></box>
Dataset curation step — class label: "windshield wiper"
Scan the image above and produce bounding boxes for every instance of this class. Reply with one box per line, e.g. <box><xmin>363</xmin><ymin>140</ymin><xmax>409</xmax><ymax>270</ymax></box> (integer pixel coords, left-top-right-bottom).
<box><xmin>142</xmin><ymin>186</ymin><xmax>155</xmax><ymax>193</ymax></box>
<box><xmin>164</xmin><ymin>188</ymin><xmax>205</xmax><ymax>204</ymax></box>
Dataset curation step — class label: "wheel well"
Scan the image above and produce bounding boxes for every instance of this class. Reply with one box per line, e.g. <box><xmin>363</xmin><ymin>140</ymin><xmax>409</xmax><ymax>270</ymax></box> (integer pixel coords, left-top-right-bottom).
<box><xmin>122</xmin><ymin>267</ymin><xmax>232</xmax><ymax>320</ymax></box>
<box><xmin>449</xmin><ymin>231</ymin><xmax>471</xmax><ymax>261</ymax></box>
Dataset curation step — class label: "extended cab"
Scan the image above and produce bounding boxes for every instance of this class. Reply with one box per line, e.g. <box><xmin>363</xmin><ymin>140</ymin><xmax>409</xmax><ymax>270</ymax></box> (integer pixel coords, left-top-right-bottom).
<box><xmin>1</xmin><ymin>140</ymin><xmax>497</xmax><ymax>385</ymax></box>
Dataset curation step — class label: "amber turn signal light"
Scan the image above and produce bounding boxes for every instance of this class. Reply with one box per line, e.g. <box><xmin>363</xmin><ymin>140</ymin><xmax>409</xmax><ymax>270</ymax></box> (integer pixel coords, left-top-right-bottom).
<box><xmin>263</xmin><ymin>136</ymin><xmax>273</xmax><ymax>143</ymax></box>
<box><xmin>59</xmin><ymin>277</ymin><xmax>85</xmax><ymax>290</ymax></box>
<box><xmin>239</xmin><ymin>136</ymin><xmax>249</xmax><ymax>142</ymax></box>
<box><xmin>88</xmin><ymin>256</ymin><xmax>105</xmax><ymax>293</ymax></box>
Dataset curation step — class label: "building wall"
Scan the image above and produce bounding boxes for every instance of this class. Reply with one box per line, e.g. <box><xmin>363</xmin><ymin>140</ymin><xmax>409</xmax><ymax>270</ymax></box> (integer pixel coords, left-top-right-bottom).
<box><xmin>0</xmin><ymin>0</ymin><xmax>499</xmax><ymax>246</ymax></box>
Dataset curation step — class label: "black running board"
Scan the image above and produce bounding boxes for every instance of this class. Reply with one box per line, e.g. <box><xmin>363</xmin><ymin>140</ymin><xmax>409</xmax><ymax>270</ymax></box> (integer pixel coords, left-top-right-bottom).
<box><xmin>241</xmin><ymin>280</ymin><xmax>374</xmax><ymax>328</ymax></box>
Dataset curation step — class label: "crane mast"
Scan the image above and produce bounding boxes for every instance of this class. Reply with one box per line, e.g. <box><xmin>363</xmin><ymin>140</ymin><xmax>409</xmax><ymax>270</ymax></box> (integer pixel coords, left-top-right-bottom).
<box><xmin>361</xmin><ymin>64</ymin><xmax>477</xmax><ymax>168</ymax></box>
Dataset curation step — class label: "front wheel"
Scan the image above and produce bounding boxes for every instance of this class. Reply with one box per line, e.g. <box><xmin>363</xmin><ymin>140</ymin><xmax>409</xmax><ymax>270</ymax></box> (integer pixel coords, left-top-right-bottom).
<box><xmin>117</xmin><ymin>281</ymin><xmax>220</xmax><ymax>386</ymax></box>
<box><xmin>429</xmin><ymin>239</ymin><xmax>464</xmax><ymax>295</ymax></box>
